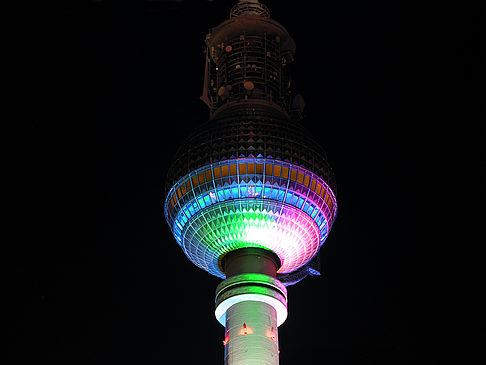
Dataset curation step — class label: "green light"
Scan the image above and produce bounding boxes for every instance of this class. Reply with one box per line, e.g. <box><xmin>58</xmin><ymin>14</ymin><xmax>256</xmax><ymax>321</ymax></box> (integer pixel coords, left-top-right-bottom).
<box><xmin>180</xmin><ymin>201</ymin><xmax>320</xmax><ymax>277</ymax></box>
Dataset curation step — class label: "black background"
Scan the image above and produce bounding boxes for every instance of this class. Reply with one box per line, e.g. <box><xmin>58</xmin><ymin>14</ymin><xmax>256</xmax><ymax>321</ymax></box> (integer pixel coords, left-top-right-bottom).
<box><xmin>9</xmin><ymin>0</ymin><xmax>484</xmax><ymax>364</ymax></box>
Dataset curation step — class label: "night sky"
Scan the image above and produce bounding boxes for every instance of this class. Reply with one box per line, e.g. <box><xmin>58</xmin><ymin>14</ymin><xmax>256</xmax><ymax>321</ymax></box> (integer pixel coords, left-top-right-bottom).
<box><xmin>9</xmin><ymin>1</ymin><xmax>483</xmax><ymax>364</ymax></box>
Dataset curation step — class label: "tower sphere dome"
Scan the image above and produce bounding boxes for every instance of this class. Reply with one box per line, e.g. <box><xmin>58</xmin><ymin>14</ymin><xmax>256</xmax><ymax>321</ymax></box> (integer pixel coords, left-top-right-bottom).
<box><xmin>164</xmin><ymin>104</ymin><xmax>337</xmax><ymax>281</ymax></box>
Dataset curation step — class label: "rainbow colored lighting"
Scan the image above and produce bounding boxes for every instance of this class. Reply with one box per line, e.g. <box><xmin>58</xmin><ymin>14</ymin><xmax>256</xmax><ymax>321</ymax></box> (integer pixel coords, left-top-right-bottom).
<box><xmin>164</xmin><ymin>158</ymin><xmax>337</xmax><ymax>278</ymax></box>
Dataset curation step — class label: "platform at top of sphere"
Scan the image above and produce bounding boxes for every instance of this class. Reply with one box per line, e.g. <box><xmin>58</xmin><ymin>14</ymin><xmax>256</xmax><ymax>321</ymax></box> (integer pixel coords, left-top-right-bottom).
<box><xmin>165</xmin><ymin>157</ymin><xmax>337</xmax><ymax>279</ymax></box>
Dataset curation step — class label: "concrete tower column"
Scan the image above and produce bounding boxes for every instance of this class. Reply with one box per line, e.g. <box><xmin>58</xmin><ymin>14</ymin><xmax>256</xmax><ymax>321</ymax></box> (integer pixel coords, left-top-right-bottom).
<box><xmin>215</xmin><ymin>248</ymin><xmax>287</xmax><ymax>365</ymax></box>
<box><xmin>225</xmin><ymin>301</ymin><xmax>278</xmax><ymax>365</ymax></box>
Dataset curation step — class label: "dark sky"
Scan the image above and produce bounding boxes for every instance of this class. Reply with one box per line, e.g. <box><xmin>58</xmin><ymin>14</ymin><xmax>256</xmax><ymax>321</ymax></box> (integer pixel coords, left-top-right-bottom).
<box><xmin>9</xmin><ymin>1</ymin><xmax>483</xmax><ymax>364</ymax></box>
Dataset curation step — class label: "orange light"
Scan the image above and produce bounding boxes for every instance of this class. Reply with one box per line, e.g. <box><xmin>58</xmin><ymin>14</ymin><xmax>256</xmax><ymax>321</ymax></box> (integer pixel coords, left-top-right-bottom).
<box><xmin>238</xmin><ymin>323</ymin><xmax>253</xmax><ymax>336</ymax></box>
<box><xmin>265</xmin><ymin>327</ymin><xmax>277</xmax><ymax>342</ymax></box>
<box><xmin>222</xmin><ymin>332</ymin><xmax>229</xmax><ymax>346</ymax></box>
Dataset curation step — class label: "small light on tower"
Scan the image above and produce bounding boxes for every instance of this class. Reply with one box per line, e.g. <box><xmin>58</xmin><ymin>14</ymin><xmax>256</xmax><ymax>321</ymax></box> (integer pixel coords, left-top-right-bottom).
<box><xmin>238</xmin><ymin>323</ymin><xmax>253</xmax><ymax>336</ymax></box>
<box><xmin>265</xmin><ymin>327</ymin><xmax>277</xmax><ymax>342</ymax></box>
<box><xmin>222</xmin><ymin>332</ymin><xmax>229</xmax><ymax>346</ymax></box>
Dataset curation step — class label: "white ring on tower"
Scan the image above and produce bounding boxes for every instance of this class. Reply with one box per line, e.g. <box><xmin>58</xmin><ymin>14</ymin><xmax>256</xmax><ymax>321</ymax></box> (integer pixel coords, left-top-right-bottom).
<box><xmin>215</xmin><ymin>293</ymin><xmax>288</xmax><ymax>327</ymax></box>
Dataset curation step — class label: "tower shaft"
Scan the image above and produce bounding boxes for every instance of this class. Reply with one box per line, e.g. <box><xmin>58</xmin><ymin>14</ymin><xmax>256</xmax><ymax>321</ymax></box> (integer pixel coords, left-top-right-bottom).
<box><xmin>225</xmin><ymin>301</ymin><xmax>278</xmax><ymax>365</ymax></box>
<box><xmin>216</xmin><ymin>248</ymin><xmax>286</xmax><ymax>365</ymax></box>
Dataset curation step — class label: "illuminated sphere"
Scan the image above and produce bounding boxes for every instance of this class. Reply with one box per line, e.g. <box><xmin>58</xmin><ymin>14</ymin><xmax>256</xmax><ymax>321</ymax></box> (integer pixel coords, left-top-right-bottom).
<box><xmin>164</xmin><ymin>104</ymin><xmax>337</xmax><ymax>281</ymax></box>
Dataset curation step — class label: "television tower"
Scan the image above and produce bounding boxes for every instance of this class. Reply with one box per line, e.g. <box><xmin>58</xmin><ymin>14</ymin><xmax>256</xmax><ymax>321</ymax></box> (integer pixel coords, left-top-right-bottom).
<box><xmin>164</xmin><ymin>1</ymin><xmax>337</xmax><ymax>364</ymax></box>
